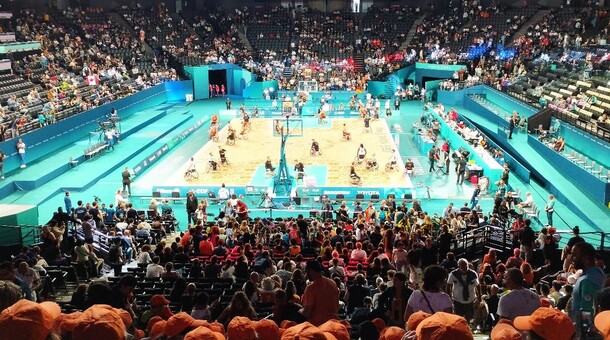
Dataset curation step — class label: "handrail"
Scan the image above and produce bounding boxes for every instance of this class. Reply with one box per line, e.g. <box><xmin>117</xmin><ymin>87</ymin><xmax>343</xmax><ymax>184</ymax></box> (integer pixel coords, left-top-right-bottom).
<box><xmin>0</xmin><ymin>224</ymin><xmax>40</xmax><ymax>247</ymax></box>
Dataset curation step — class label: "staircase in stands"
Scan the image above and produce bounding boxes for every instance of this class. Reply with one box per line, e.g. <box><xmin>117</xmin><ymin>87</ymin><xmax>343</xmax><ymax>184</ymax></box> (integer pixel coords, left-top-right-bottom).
<box><xmin>353</xmin><ymin>52</ymin><xmax>365</xmax><ymax>73</ymax></box>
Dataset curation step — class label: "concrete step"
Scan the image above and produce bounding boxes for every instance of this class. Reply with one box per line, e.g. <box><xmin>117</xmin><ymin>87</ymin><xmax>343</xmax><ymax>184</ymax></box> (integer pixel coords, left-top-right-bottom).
<box><xmin>401</xmin><ymin>13</ymin><xmax>428</xmax><ymax>50</ymax></box>
<box><xmin>508</xmin><ymin>9</ymin><xmax>551</xmax><ymax>46</ymax></box>
<box><xmin>107</xmin><ymin>12</ymin><xmax>154</xmax><ymax>55</ymax></box>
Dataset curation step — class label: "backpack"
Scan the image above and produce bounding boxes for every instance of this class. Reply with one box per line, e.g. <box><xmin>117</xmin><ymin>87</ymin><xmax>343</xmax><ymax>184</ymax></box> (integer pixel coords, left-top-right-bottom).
<box><xmin>379</xmin><ymin>210</ymin><xmax>386</xmax><ymax>223</ymax></box>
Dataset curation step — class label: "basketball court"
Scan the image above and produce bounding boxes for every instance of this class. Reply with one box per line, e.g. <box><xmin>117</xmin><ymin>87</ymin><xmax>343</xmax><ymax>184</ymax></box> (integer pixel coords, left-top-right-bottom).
<box><xmin>166</xmin><ymin>116</ymin><xmax>413</xmax><ymax>189</ymax></box>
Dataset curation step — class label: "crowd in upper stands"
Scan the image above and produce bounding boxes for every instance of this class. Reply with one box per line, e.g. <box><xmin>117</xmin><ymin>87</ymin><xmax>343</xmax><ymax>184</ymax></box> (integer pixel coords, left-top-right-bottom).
<box><xmin>0</xmin><ymin>7</ymin><xmax>178</xmax><ymax>140</ymax></box>
<box><xmin>2</xmin><ymin>0</ymin><xmax>609</xmax><ymax>139</ymax></box>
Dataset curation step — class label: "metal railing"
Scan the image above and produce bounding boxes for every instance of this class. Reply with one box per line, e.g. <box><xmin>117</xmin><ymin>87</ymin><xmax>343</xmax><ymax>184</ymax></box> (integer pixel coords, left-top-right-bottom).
<box><xmin>0</xmin><ymin>224</ymin><xmax>41</xmax><ymax>247</ymax></box>
<box><xmin>444</xmin><ymin>220</ymin><xmax>609</xmax><ymax>257</ymax></box>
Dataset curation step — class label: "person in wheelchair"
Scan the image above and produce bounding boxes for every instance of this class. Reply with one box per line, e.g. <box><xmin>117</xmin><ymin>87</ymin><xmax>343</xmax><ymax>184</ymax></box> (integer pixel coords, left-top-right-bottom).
<box><xmin>186</xmin><ymin>157</ymin><xmax>197</xmax><ymax>174</ymax></box>
<box><xmin>294</xmin><ymin>160</ymin><xmax>305</xmax><ymax>181</ymax></box>
<box><xmin>311</xmin><ymin>139</ymin><xmax>321</xmax><ymax>156</ymax></box>
<box><xmin>275</xmin><ymin>119</ymin><xmax>284</xmax><ymax>135</ymax></box>
<box><xmin>366</xmin><ymin>154</ymin><xmax>378</xmax><ymax>170</ymax></box>
<box><xmin>342</xmin><ymin>123</ymin><xmax>351</xmax><ymax>140</ymax></box>
<box><xmin>317</xmin><ymin>109</ymin><xmax>327</xmax><ymax>124</ymax></box>
<box><xmin>218</xmin><ymin>146</ymin><xmax>228</xmax><ymax>165</ymax></box>
<box><xmin>209</xmin><ymin>123</ymin><xmax>218</xmax><ymax>140</ymax></box>
<box><xmin>356</xmin><ymin>143</ymin><xmax>367</xmax><ymax>163</ymax></box>
<box><xmin>240</xmin><ymin>111</ymin><xmax>251</xmax><ymax>134</ymax></box>
<box><xmin>208</xmin><ymin>153</ymin><xmax>218</xmax><ymax>171</ymax></box>
<box><xmin>405</xmin><ymin>158</ymin><xmax>415</xmax><ymax>176</ymax></box>
<box><xmin>240</xmin><ymin>122</ymin><xmax>248</xmax><ymax>136</ymax></box>
<box><xmin>226</xmin><ymin>125</ymin><xmax>236</xmax><ymax>144</ymax></box>
<box><xmin>350</xmin><ymin>163</ymin><xmax>361</xmax><ymax>183</ymax></box>
<box><xmin>349</xmin><ymin>95</ymin><xmax>357</xmax><ymax>110</ymax></box>
<box><xmin>265</xmin><ymin>156</ymin><xmax>275</xmax><ymax>173</ymax></box>
<box><xmin>387</xmin><ymin>150</ymin><xmax>398</xmax><ymax>170</ymax></box>
<box><xmin>364</xmin><ymin>115</ymin><xmax>371</xmax><ymax>130</ymax></box>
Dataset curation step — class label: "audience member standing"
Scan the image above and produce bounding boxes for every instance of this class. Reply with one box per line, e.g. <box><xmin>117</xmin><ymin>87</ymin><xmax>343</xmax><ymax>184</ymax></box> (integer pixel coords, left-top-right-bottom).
<box><xmin>16</xmin><ymin>138</ymin><xmax>26</xmax><ymax>168</ymax></box>
<box><xmin>186</xmin><ymin>191</ymin><xmax>198</xmax><ymax>225</ymax></box>
<box><xmin>64</xmin><ymin>191</ymin><xmax>72</xmax><ymax>215</ymax></box>
<box><xmin>447</xmin><ymin>258</ymin><xmax>480</xmax><ymax>323</ymax></box>
<box><xmin>562</xmin><ymin>226</ymin><xmax>584</xmax><ymax>272</ymax></box>
<box><xmin>545</xmin><ymin>194</ymin><xmax>556</xmax><ymax>226</ymax></box>
<box><xmin>571</xmin><ymin>242</ymin><xmax>606</xmax><ymax>323</ymax></box>
<box><xmin>405</xmin><ymin>265</ymin><xmax>453</xmax><ymax>320</ymax></box>
<box><xmin>376</xmin><ymin>272</ymin><xmax>413</xmax><ymax>326</ymax></box>
<box><xmin>300</xmin><ymin>260</ymin><xmax>339</xmax><ymax>326</ymax></box>
<box><xmin>518</xmin><ymin>219</ymin><xmax>536</xmax><ymax>263</ymax></box>
<box><xmin>497</xmin><ymin>268</ymin><xmax>541</xmax><ymax>321</ymax></box>
<box><xmin>508</xmin><ymin>115</ymin><xmax>516</xmax><ymax>139</ymax></box>
<box><xmin>121</xmin><ymin>167</ymin><xmax>131</xmax><ymax>195</ymax></box>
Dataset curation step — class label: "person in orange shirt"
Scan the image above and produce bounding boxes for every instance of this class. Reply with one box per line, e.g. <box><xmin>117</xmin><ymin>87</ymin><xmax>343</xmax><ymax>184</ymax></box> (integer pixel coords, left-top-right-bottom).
<box><xmin>198</xmin><ymin>235</ymin><xmax>214</xmax><ymax>256</ymax></box>
<box><xmin>300</xmin><ymin>260</ymin><xmax>339</xmax><ymax>326</ymax></box>
<box><xmin>289</xmin><ymin>239</ymin><xmax>301</xmax><ymax>256</ymax></box>
<box><xmin>364</xmin><ymin>203</ymin><xmax>376</xmax><ymax>224</ymax></box>
<box><xmin>180</xmin><ymin>228</ymin><xmax>194</xmax><ymax>248</ymax></box>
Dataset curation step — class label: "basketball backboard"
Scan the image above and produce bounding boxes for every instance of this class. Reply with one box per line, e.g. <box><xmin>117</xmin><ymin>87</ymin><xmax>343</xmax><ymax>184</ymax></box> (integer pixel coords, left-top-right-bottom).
<box><xmin>272</xmin><ymin>117</ymin><xmax>303</xmax><ymax>137</ymax></box>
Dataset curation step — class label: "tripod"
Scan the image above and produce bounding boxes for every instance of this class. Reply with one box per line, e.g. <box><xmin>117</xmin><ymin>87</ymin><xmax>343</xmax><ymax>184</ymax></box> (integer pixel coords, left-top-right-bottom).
<box><xmin>258</xmin><ymin>192</ymin><xmax>278</xmax><ymax>209</ymax></box>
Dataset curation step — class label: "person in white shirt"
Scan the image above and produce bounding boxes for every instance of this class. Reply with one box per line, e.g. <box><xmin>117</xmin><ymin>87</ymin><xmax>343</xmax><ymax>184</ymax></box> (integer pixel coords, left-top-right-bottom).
<box><xmin>497</xmin><ymin>268</ymin><xmax>541</xmax><ymax>321</ymax></box>
<box><xmin>187</xmin><ymin>157</ymin><xmax>196</xmax><ymax>172</ymax></box>
<box><xmin>105</xmin><ymin>129</ymin><xmax>115</xmax><ymax>150</ymax></box>
<box><xmin>447</xmin><ymin>258</ymin><xmax>480</xmax><ymax>322</ymax></box>
<box><xmin>146</xmin><ymin>256</ymin><xmax>164</xmax><ymax>278</ymax></box>
<box><xmin>217</xmin><ymin>183</ymin><xmax>230</xmax><ymax>201</ymax></box>
<box><xmin>518</xmin><ymin>192</ymin><xmax>534</xmax><ymax>211</ymax></box>
<box><xmin>388</xmin><ymin>149</ymin><xmax>399</xmax><ymax>170</ymax></box>
<box><xmin>115</xmin><ymin>189</ymin><xmax>126</xmax><ymax>207</ymax></box>
<box><xmin>115</xmin><ymin>219</ymin><xmax>128</xmax><ymax>231</ymax></box>
<box><xmin>137</xmin><ymin>219</ymin><xmax>152</xmax><ymax>230</ymax></box>
<box><xmin>14</xmin><ymin>261</ymin><xmax>40</xmax><ymax>301</ymax></box>
<box><xmin>137</xmin><ymin>245</ymin><xmax>153</xmax><ymax>264</ymax></box>
<box><xmin>405</xmin><ymin>265</ymin><xmax>453</xmax><ymax>320</ymax></box>
<box><xmin>350</xmin><ymin>242</ymin><xmax>367</xmax><ymax>261</ymax></box>
<box><xmin>229</xmin><ymin>195</ymin><xmax>238</xmax><ymax>208</ymax></box>
<box><xmin>16</xmin><ymin>138</ymin><xmax>26</xmax><ymax>168</ymax></box>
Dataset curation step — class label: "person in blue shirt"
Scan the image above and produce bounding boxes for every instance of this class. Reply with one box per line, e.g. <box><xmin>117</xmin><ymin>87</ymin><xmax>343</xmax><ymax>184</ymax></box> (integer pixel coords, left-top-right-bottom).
<box><xmin>115</xmin><ymin>205</ymin><xmax>125</xmax><ymax>221</ymax></box>
<box><xmin>160</xmin><ymin>199</ymin><xmax>173</xmax><ymax>216</ymax></box>
<box><xmin>73</xmin><ymin>200</ymin><xmax>87</xmax><ymax>221</ymax></box>
<box><xmin>569</xmin><ymin>242</ymin><xmax>606</xmax><ymax>337</ymax></box>
<box><xmin>64</xmin><ymin>191</ymin><xmax>72</xmax><ymax>215</ymax></box>
<box><xmin>544</xmin><ymin>194</ymin><xmax>555</xmax><ymax>227</ymax></box>
<box><xmin>104</xmin><ymin>203</ymin><xmax>116</xmax><ymax>224</ymax></box>
<box><xmin>118</xmin><ymin>231</ymin><xmax>135</xmax><ymax>262</ymax></box>
<box><xmin>571</xmin><ymin>242</ymin><xmax>606</xmax><ymax>322</ymax></box>
<box><xmin>135</xmin><ymin>226</ymin><xmax>151</xmax><ymax>242</ymax></box>
<box><xmin>470</xmin><ymin>185</ymin><xmax>481</xmax><ymax>210</ymax></box>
